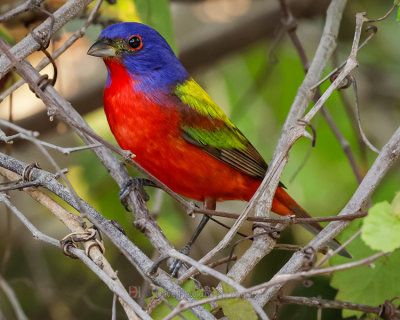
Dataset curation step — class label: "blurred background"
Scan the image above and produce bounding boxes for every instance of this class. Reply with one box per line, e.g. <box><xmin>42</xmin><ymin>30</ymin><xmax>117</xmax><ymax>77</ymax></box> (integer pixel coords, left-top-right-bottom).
<box><xmin>0</xmin><ymin>0</ymin><xmax>399</xmax><ymax>319</ymax></box>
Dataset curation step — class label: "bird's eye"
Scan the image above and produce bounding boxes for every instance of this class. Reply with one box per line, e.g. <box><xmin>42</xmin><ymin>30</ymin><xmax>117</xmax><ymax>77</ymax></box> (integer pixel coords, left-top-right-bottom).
<box><xmin>128</xmin><ymin>35</ymin><xmax>142</xmax><ymax>51</ymax></box>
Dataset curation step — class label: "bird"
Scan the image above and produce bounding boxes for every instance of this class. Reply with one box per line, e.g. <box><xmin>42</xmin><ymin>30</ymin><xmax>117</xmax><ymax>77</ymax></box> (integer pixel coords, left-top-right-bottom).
<box><xmin>87</xmin><ymin>22</ymin><xmax>351</xmax><ymax>269</ymax></box>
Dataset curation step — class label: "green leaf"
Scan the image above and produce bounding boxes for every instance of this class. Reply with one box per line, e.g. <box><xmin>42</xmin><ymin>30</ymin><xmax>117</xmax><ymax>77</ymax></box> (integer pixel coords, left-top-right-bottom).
<box><xmin>391</xmin><ymin>192</ymin><xmax>400</xmax><ymax>217</ymax></box>
<box><xmin>330</xmin><ymin>220</ymin><xmax>400</xmax><ymax>318</ymax></box>
<box><xmin>361</xmin><ymin>195</ymin><xmax>400</xmax><ymax>252</ymax></box>
<box><xmin>217</xmin><ymin>282</ymin><xmax>257</xmax><ymax>320</ymax></box>
<box><xmin>147</xmin><ymin>280</ymin><xmax>211</xmax><ymax>320</ymax></box>
<box><xmin>0</xmin><ymin>26</ymin><xmax>15</xmax><ymax>44</ymax></box>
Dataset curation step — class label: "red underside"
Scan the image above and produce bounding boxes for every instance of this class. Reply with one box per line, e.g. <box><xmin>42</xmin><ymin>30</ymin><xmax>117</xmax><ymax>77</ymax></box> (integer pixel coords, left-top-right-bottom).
<box><xmin>103</xmin><ymin>60</ymin><xmax>302</xmax><ymax>216</ymax></box>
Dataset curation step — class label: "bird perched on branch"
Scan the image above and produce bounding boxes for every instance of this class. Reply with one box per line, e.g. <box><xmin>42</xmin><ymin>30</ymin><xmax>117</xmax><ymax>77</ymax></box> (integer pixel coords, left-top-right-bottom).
<box><xmin>87</xmin><ymin>22</ymin><xmax>351</xmax><ymax>273</ymax></box>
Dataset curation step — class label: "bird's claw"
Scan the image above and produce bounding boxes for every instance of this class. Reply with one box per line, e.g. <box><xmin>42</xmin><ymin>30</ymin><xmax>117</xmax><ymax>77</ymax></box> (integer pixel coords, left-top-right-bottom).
<box><xmin>169</xmin><ymin>245</ymin><xmax>191</xmax><ymax>278</ymax></box>
<box><xmin>119</xmin><ymin>178</ymin><xmax>157</xmax><ymax>211</ymax></box>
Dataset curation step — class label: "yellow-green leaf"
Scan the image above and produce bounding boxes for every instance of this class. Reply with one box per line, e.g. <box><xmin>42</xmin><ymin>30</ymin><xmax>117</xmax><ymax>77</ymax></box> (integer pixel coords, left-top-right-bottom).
<box><xmin>391</xmin><ymin>192</ymin><xmax>400</xmax><ymax>217</ymax></box>
<box><xmin>362</xmin><ymin>197</ymin><xmax>400</xmax><ymax>252</ymax></box>
<box><xmin>331</xmin><ymin>220</ymin><xmax>400</xmax><ymax>318</ymax></box>
<box><xmin>217</xmin><ymin>282</ymin><xmax>257</xmax><ymax>320</ymax></box>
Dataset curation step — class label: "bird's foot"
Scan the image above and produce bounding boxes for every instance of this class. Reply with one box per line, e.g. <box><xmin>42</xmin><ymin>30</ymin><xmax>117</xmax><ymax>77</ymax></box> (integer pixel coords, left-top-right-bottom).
<box><xmin>148</xmin><ymin>245</ymin><xmax>191</xmax><ymax>277</ymax></box>
<box><xmin>169</xmin><ymin>245</ymin><xmax>191</xmax><ymax>278</ymax></box>
<box><xmin>119</xmin><ymin>178</ymin><xmax>158</xmax><ymax>211</ymax></box>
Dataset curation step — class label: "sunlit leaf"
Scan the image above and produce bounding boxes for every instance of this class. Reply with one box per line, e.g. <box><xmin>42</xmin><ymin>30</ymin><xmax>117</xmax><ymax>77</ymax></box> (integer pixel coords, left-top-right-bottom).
<box><xmin>391</xmin><ymin>192</ymin><xmax>400</xmax><ymax>216</ymax></box>
<box><xmin>217</xmin><ymin>282</ymin><xmax>257</xmax><ymax>320</ymax></box>
<box><xmin>0</xmin><ymin>25</ymin><xmax>15</xmax><ymax>44</ymax></box>
<box><xmin>361</xmin><ymin>194</ymin><xmax>400</xmax><ymax>252</ymax></box>
<box><xmin>330</xmin><ymin>220</ymin><xmax>400</xmax><ymax>318</ymax></box>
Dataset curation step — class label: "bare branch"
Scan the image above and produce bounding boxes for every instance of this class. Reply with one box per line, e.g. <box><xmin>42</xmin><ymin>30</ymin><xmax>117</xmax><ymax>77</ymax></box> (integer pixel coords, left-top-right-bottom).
<box><xmin>0</xmin><ymin>0</ymin><xmax>44</xmax><ymax>23</ymax></box>
<box><xmin>158</xmin><ymin>251</ymin><xmax>388</xmax><ymax>315</ymax></box>
<box><xmin>0</xmin><ymin>120</ymin><xmax>102</xmax><ymax>154</ymax></box>
<box><xmin>352</xmin><ymin>77</ymin><xmax>380</xmax><ymax>154</ymax></box>
<box><xmin>277</xmin><ymin>295</ymin><xmax>400</xmax><ymax>317</ymax></box>
<box><xmin>165</xmin><ymin>250</ymin><xmax>269</xmax><ymax>320</ymax></box>
<box><xmin>0</xmin><ymin>152</ymin><xmax>216</xmax><ymax>320</ymax></box>
<box><xmin>112</xmin><ymin>294</ymin><xmax>117</xmax><ymax>320</ymax></box>
<box><xmin>280</xmin><ymin>0</ymin><xmax>363</xmax><ymax>183</ymax></box>
<box><xmin>320</xmin><ymin>106</ymin><xmax>363</xmax><ymax>183</ymax></box>
<box><xmin>314</xmin><ymin>229</ymin><xmax>361</xmax><ymax>268</ymax></box>
<box><xmin>366</xmin><ymin>0</ymin><xmax>400</xmax><ymax>23</ymax></box>
<box><xmin>0</xmin><ymin>0</ymin><xmax>95</xmax><ymax>79</ymax></box>
<box><xmin>0</xmin><ymin>273</ymin><xmax>29</xmax><ymax>320</ymax></box>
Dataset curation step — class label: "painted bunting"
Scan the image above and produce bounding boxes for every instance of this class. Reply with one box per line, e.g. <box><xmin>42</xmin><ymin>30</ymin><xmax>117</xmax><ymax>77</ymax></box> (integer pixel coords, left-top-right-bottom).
<box><xmin>87</xmin><ymin>22</ymin><xmax>350</xmax><ymax>258</ymax></box>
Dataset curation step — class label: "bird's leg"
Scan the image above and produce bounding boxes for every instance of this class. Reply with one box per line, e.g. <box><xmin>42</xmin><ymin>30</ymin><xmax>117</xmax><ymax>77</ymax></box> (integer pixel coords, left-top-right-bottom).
<box><xmin>169</xmin><ymin>197</ymin><xmax>216</xmax><ymax>277</ymax></box>
<box><xmin>119</xmin><ymin>177</ymin><xmax>158</xmax><ymax>211</ymax></box>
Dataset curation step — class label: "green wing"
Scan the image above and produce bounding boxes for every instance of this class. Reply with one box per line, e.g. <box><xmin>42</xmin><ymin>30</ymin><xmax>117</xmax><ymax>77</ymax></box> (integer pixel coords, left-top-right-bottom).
<box><xmin>174</xmin><ymin>78</ymin><xmax>268</xmax><ymax>180</ymax></box>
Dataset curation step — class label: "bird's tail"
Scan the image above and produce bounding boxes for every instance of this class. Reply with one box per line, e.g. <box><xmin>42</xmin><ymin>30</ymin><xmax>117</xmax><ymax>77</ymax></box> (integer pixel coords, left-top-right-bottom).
<box><xmin>273</xmin><ymin>187</ymin><xmax>352</xmax><ymax>258</ymax></box>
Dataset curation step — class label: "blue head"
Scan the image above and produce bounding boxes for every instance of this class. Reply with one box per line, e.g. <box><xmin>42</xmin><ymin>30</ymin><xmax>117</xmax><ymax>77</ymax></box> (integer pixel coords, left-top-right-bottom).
<box><xmin>88</xmin><ymin>22</ymin><xmax>189</xmax><ymax>90</ymax></box>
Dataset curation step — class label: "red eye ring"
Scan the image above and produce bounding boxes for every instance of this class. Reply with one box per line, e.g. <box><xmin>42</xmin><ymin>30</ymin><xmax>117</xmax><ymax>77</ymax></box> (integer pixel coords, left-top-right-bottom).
<box><xmin>128</xmin><ymin>35</ymin><xmax>143</xmax><ymax>51</ymax></box>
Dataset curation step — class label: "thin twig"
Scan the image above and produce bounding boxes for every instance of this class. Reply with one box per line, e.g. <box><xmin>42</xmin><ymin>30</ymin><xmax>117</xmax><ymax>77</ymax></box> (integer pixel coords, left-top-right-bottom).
<box><xmin>279</xmin><ymin>0</ymin><xmax>363</xmax><ymax>183</ymax></box>
<box><xmin>1</xmin><ymin>130</ymin><xmax>102</xmax><ymax>154</ymax></box>
<box><xmin>0</xmin><ymin>0</ymin><xmax>44</xmax><ymax>23</ymax></box>
<box><xmin>314</xmin><ymin>229</ymin><xmax>361</xmax><ymax>268</ymax></box>
<box><xmin>337</xmin><ymin>87</ymin><xmax>368</xmax><ymax>170</ymax></box>
<box><xmin>0</xmin><ymin>273</ymin><xmax>29</xmax><ymax>320</ymax></box>
<box><xmin>320</xmin><ymin>106</ymin><xmax>363</xmax><ymax>183</ymax></box>
<box><xmin>111</xmin><ymin>294</ymin><xmax>117</xmax><ymax>320</ymax></box>
<box><xmin>366</xmin><ymin>0</ymin><xmax>400</xmax><ymax>23</ymax></box>
<box><xmin>277</xmin><ymin>295</ymin><xmax>400</xmax><ymax>317</ymax></box>
<box><xmin>311</xmin><ymin>25</ymin><xmax>378</xmax><ymax>90</ymax></box>
<box><xmin>351</xmin><ymin>77</ymin><xmax>380</xmax><ymax>154</ymax></box>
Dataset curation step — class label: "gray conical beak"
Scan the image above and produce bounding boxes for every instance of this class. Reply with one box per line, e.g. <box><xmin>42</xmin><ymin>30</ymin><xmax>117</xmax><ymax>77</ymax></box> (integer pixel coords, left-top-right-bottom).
<box><xmin>87</xmin><ymin>39</ymin><xmax>116</xmax><ymax>57</ymax></box>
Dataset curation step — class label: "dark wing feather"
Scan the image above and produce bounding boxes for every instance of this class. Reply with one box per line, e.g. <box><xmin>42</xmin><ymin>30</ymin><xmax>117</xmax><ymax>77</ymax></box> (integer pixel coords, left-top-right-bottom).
<box><xmin>182</xmin><ymin>131</ymin><xmax>268</xmax><ymax>180</ymax></box>
<box><xmin>174</xmin><ymin>78</ymin><xmax>285</xmax><ymax>187</ymax></box>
